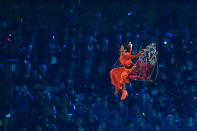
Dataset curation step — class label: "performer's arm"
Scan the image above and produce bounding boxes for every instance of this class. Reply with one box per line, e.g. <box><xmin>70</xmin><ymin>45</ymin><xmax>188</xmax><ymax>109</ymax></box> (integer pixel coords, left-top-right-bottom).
<box><xmin>129</xmin><ymin>52</ymin><xmax>142</xmax><ymax>59</ymax></box>
<box><xmin>128</xmin><ymin>42</ymin><xmax>133</xmax><ymax>54</ymax></box>
<box><xmin>130</xmin><ymin>49</ymin><xmax>146</xmax><ymax>59</ymax></box>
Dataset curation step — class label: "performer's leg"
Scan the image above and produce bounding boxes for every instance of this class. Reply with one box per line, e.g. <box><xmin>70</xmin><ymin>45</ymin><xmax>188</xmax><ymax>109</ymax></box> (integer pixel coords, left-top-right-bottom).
<box><xmin>110</xmin><ymin>68</ymin><xmax>123</xmax><ymax>95</ymax></box>
<box><xmin>120</xmin><ymin>71</ymin><xmax>130</xmax><ymax>84</ymax></box>
<box><xmin>119</xmin><ymin>65</ymin><xmax>139</xmax><ymax>100</ymax></box>
<box><xmin>114</xmin><ymin>86</ymin><xmax>121</xmax><ymax>95</ymax></box>
<box><xmin>120</xmin><ymin>84</ymin><xmax>128</xmax><ymax>100</ymax></box>
<box><xmin>119</xmin><ymin>71</ymin><xmax>130</xmax><ymax>100</ymax></box>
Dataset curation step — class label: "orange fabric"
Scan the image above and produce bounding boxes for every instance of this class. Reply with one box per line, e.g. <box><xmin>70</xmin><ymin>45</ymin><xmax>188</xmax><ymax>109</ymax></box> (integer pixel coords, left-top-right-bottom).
<box><xmin>120</xmin><ymin>65</ymin><xmax>138</xmax><ymax>84</ymax></box>
<box><xmin>110</xmin><ymin>52</ymin><xmax>141</xmax><ymax>90</ymax></box>
<box><xmin>120</xmin><ymin>71</ymin><xmax>130</xmax><ymax>84</ymax></box>
<box><xmin>110</xmin><ymin>67</ymin><xmax>125</xmax><ymax>90</ymax></box>
<box><xmin>119</xmin><ymin>52</ymin><xmax>141</xmax><ymax>68</ymax></box>
<box><xmin>110</xmin><ymin>65</ymin><xmax>138</xmax><ymax>91</ymax></box>
<box><xmin>110</xmin><ymin>50</ymin><xmax>142</xmax><ymax>100</ymax></box>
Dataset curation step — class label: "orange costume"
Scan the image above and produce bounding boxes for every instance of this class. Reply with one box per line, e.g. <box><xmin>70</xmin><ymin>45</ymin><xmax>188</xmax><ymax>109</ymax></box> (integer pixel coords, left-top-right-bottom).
<box><xmin>110</xmin><ymin>44</ymin><xmax>143</xmax><ymax>100</ymax></box>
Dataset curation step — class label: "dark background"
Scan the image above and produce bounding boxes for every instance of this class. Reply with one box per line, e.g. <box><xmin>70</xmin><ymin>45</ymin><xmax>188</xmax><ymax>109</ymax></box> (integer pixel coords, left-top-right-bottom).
<box><xmin>0</xmin><ymin>0</ymin><xmax>196</xmax><ymax>130</ymax></box>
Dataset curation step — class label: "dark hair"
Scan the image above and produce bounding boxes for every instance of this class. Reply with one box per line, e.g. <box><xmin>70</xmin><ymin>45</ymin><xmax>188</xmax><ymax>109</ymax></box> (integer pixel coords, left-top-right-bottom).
<box><xmin>123</xmin><ymin>44</ymin><xmax>130</xmax><ymax>52</ymax></box>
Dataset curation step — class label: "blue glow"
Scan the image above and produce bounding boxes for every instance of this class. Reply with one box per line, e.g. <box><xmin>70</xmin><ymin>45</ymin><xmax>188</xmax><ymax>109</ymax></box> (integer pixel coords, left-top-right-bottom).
<box><xmin>29</xmin><ymin>44</ymin><xmax>32</xmax><ymax>49</ymax></box>
<box><xmin>5</xmin><ymin>113</ymin><xmax>11</xmax><ymax>118</ymax></box>
<box><xmin>129</xmin><ymin>83</ymin><xmax>133</xmax><ymax>88</ymax></box>
<box><xmin>7</xmin><ymin>59</ymin><xmax>17</xmax><ymax>62</ymax></box>
<box><xmin>128</xmin><ymin>11</ymin><xmax>135</xmax><ymax>16</ymax></box>
<box><xmin>166</xmin><ymin>32</ymin><xmax>173</xmax><ymax>37</ymax></box>
<box><xmin>63</xmin><ymin>44</ymin><xmax>67</xmax><ymax>48</ymax></box>
<box><xmin>11</xmin><ymin>64</ymin><xmax>16</xmax><ymax>71</ymax></box>
<box><xmin>24</xmin><ymin>60</ymin><xmax>28</xmax><ymax>63</ymax></box>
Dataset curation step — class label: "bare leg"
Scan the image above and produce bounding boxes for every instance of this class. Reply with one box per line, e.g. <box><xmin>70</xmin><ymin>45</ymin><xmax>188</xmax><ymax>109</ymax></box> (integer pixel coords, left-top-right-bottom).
<box><xmin>120</xmin><ymin>84</ymin><xmax>128</xmax><ymax>100</ymax></box>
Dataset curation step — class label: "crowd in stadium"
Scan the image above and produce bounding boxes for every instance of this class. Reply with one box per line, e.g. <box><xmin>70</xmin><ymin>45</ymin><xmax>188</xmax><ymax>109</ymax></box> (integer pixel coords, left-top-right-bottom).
<box><xmin>0</xmin><ymin>0</ymin><xmax>196</xmax><ymax>130</ymax></box>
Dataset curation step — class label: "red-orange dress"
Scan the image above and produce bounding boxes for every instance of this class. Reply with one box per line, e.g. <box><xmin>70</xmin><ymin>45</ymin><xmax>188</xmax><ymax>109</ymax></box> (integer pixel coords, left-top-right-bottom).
<box><xmin>110</xmin><ymin>51</ymin><xmax>141</xmax><ymax>90</ymax></box>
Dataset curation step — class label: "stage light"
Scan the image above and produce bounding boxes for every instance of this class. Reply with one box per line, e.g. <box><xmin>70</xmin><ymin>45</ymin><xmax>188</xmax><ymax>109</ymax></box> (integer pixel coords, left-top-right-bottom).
<box><xmin>11</xmin><ymin>64</ymin><xmax>16</xmax><ymax>71</ymax></box>
<box><xmin>5</xmin><ymin>113</ymin><xmax>11</xmax><ymax>118</ymax></box>
<box><xmin>163</xmin><ymin>41</ymin><xmax>167</xmax><ymax>45</ymax></box>
<box><xmin>128</xmin><ymin>11</ymin><xmax>135</xmax><ymax>16</ymax></box>
<box><xmin>29</xmin><ymin>44</ymin><xmax>33</xmax><ymax>49</ymax></box>
<box><xmin>24</xmin><ymin>60</ymin><xmax>27</xmax><ymax>63</ymax></box>
<box><xmin>128</xmin><ymin>12</ymin><xmax>132</xmax><ymax>16</ymax></box>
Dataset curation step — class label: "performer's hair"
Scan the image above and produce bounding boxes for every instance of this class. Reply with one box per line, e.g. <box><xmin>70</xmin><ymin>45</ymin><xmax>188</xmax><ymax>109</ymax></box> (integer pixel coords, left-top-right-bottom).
<box><xmin>120</xmin><ymin>43</ymin><xmax>131</xmax><ymax>55</ymax></box>
<box><xmin>123</xmin><ymin>44</ymin><xmax>130</xmax><ymax>52</ymax></box>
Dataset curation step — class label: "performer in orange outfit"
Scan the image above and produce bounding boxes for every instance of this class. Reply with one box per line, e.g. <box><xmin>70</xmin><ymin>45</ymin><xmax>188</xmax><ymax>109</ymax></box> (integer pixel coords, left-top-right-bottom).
<box><xmin>110</xmin><ymin>42</ymin><xmax>145</xmax><ymax>100</ymax></box>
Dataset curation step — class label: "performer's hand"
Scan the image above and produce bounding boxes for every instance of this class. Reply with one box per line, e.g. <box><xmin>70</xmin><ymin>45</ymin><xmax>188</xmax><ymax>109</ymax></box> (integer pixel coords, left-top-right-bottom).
<box><xmin>128</xmin><ymin>42</ymin><xmax>133</xmax><ymax>48</ymax></box>
<box><xmin>140</xmin><ymin>49</ymin><xmax>146</xmax><ymax>53</ymax></box>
